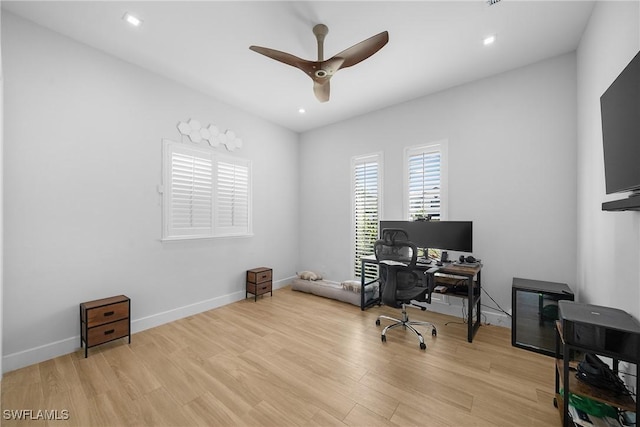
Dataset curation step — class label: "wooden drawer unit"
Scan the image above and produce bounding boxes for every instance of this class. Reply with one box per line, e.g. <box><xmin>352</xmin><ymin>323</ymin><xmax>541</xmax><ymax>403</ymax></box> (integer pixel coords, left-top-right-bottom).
<box><xmin>80</xmin><ymin>295</ymin><xmax>130</xmax><ymax>358</ymax></box>
<box><xmin>246</xmin><ymin>267</ymin><xmax>273</xmax><ymax>301</ymax></box>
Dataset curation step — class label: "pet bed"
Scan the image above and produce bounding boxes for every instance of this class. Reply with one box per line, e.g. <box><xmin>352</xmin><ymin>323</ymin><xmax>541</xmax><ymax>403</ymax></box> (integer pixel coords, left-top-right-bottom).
<box><xmin>291</xmin><ymin>273</ymin><xmax>379</xmax><ymax>308</ymax></box>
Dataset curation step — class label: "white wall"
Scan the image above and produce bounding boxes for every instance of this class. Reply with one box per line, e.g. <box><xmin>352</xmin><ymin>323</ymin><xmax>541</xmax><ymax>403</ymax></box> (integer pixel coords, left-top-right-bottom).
<box><xmin>2</xmin><ymin>12</ymin><xmax>300</xmax><ymax>372</ymax></box>
<box><xmin>299</xmin><ymin>53</ymin><xmax>578</xmax><ymax>322</ymax></box>
<box><xmin>0</xmin><ymin>4</ymin><xmax>4</xmax><ymax>380</ymax></box>
<box><xmin>576</xmin><ymin>1</ymin><xmax>640</xmax><ymax>316</ymax></box>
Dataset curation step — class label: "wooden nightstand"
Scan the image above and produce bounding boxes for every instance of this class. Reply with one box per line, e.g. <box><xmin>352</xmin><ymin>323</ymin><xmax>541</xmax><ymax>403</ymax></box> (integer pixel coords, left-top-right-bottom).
<box><xmin>80</xmin><ymin>295</ymin><xmax>131</xmax><ymax>358</ymax></box>
<box><xmin>246</xmin><ymin>267</ymin><xmax>272</xmax><ymax>301</ymax></box>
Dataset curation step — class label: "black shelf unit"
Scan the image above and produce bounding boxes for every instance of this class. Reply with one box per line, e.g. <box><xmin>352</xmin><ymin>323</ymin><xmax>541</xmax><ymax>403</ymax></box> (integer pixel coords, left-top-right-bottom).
<box><xmin>554</xmin><ymin>302</ymin><xmax>640</xmax><ymax>427</ymax></box>
<box><xmin>512</xmin><ymin>277</ymin><xmax>574</xmax><ymax>357</ymax></box>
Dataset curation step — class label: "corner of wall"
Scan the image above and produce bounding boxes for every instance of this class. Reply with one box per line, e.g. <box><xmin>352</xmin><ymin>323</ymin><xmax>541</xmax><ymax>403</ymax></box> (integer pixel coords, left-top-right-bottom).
<box><xmin>1</xmin><ymin>5</ymin><xmax>5</xmax><ymax>380</ymax></box>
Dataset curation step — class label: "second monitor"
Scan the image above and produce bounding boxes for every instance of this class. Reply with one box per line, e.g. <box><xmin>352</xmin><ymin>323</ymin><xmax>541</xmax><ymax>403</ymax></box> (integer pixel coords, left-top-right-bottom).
<box><xmin>379</xmin><ymin>220</ymin><xmax>473</xmax><ymax>253</ymax></box>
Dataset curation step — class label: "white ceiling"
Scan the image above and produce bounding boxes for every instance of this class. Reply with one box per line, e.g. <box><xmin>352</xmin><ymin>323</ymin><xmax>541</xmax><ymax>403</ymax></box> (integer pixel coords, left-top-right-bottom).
<box><xmin>2</xmin><ymin>1</ymin><xmax>595</xmax><ymax>133</ymax></box>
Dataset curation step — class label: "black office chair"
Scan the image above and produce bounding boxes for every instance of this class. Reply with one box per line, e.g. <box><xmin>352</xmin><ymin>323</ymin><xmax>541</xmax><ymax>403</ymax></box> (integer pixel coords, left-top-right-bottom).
<box><xmin>374</xmin><ymin>238</ymin><xmax>437</xmax><ymax>350</ymax></box>
<box><xmin>380</xmin><ymin>228</ymin><xmax>409</xmax><ymax>243</ymax></box>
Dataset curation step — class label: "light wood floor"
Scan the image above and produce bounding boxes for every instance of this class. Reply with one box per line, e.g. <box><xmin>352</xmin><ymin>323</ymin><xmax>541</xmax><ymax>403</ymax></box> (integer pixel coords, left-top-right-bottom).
<box><xmin>1</xmin><ymin>286</ymin><xmax>560</xmax><ymax>426</ymax></box>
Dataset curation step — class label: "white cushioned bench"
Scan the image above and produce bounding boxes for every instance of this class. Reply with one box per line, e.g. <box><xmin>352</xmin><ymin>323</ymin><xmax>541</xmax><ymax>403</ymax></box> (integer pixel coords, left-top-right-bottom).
<box><xmin>291</xmin><ymin>278</ymin><xmax>379</xmax><ymax>308</ymax></box>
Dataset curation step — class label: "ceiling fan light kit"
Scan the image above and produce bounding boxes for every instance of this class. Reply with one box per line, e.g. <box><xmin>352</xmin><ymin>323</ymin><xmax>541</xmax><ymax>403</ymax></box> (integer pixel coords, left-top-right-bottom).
<box><xmin>250</xmin><ymin>24</ymin><xmax>389</xmax><ymax>103</ymax></box>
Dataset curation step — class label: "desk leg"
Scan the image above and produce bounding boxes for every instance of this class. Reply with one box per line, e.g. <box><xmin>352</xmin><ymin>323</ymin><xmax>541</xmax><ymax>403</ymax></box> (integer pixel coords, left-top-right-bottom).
<box><xmin>361</xmin><ymin>259</ymin><xmax>366</xmax><ymax>311</ymax></box>
<box><xmin>562</xmin><ymin>341</ymin><xmax>570</xmax><ymax>427</ymax></box>
<box><xmin>467</xmin><ymin>275</ymin><xmax>474</xmax><ymax>342</ymax></box>
<box><xmin>476</xmin><ymin>271</ymin><xmax>482</xmax><ymax>336</ymax></box>
<box><xmin>467</xmin><ymin>271</ymin><xmax>482</xmax><ymax>343</ymax></box>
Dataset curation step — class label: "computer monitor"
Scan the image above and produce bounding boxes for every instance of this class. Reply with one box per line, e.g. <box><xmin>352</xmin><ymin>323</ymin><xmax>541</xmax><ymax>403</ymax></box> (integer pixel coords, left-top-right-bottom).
<box><xmin>379</xmin><ymin>220</ymin><xmax>473</xmax><ymax>253</ymax></box>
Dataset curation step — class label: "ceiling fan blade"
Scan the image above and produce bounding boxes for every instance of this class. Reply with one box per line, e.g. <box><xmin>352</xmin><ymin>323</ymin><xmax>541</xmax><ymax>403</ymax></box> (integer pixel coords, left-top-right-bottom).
<box><xmin>313</xmin><ymin>81</ymin><xmax>330</xmax><ymax>103</ymax></box>
<box><xmin>333</xmin><ymin>31</ymin><xmax>389</xmax><ymax>69</ymax></box>
<box><xmin>251</xmin><ymin>26</ymin><xmax>387</xmax><ymax>103</ymax></box>
<box><xmin>249</xmin><ymin>45</ymin><xmax>309</xmax><ymax>70</ymax></box>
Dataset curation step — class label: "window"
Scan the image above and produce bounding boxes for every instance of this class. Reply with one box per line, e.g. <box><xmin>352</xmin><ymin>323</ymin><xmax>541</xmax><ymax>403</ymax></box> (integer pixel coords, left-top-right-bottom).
<box><xmin>214</xmin><ymin>157</ymin><xmax>251</xmax><ymax>236</ymax></box>
<box><xmin>404</xmin><ymin>141</ymin><xmax>448</xmax><ymax>259</ymax></box>
<box><xmin>405</xmin><ymin>141</ymin><xmax>448</xmax><ymax>222</ymax></box>
<box><xmin>162</xmin><ymin>139</ymin><xmax>252</xmax><ymax>240</ymax></box>
<box><xmin>352</xmin><ymin>153</ymin><xmax>382</xmax><ymax>280</ymax></box>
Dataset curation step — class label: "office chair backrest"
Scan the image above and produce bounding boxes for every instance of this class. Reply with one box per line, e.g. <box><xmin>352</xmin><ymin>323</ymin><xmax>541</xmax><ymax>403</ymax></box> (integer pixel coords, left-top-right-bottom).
<box><xmin>374</xmin><ymin>238</ymin><xmax>417</xmax><ymax>265</ymax></box>
<box><xmin>374</xmin><ymin>239</ymin><xmax>423</xmax><ymax>308</ymax></box>
<box><xmin>381</xmin><ymin>228</ymin><xmax>409</xmax><ymax>244</ymax></box>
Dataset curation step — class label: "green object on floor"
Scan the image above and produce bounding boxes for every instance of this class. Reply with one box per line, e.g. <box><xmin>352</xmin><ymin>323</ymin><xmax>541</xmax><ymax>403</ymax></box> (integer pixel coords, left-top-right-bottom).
<box><xmin>561</xmin><ymin>389</ymin><xmax>618</xmax><ymax>418</ymax></box>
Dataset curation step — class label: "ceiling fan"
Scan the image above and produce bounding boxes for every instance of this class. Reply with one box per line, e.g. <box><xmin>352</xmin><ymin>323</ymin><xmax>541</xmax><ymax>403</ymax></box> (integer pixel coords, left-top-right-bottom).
<box><xmin>250</xmin><ymin>24</ymin><xmax>389</xmax><ymax>103</ymax></box>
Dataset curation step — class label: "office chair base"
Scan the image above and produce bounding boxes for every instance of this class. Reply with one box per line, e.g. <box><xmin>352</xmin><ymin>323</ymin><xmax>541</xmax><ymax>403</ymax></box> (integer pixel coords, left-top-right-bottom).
<box><xmin>376</xmin><ymin>312</ymin><xmax>437</xmax><ymax>350</ymax></box>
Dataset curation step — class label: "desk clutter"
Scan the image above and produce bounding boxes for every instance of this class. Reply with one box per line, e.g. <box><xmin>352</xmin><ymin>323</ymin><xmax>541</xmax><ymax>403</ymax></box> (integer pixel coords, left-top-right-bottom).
<box><xmin>435</xmin><ymin>283</ymin><xmax>479</xmax><ymax>296</ymax></box>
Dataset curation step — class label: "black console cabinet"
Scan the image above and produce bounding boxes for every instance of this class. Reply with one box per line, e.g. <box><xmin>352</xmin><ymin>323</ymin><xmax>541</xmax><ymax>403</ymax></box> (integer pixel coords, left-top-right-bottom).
<box><xmin>512</xmin><ymin>277</ymin><xmax>574</xmax><ymax>356</ymax></box>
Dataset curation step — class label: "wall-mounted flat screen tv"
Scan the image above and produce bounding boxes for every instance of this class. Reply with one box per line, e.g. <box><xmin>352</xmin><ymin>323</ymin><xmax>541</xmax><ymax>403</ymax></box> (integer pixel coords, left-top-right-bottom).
<box><xmin>600</xmin><ymin>50</ymin><xmax>640</xmax><ymax>211</ymax></box>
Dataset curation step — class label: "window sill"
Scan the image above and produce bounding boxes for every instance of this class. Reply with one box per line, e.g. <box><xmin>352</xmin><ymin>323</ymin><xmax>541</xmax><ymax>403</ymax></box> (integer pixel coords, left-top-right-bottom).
<box><xmin>161</xmin><ymin>233</ymin><xmax>254</xmax><ymax>242</ymax></box>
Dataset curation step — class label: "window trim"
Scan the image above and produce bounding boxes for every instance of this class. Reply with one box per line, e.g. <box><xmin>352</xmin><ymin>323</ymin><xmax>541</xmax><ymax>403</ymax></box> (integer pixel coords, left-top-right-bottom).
<box><xmin>351</xmin><ymin>152</ymin><xmax>383</xmax><ymax>279</ymax></box>
<box><xmin>161</xmin><ymin>139</ymin><xmax>253</xmax><ymax>241</ymax></box>
<box><xmin>403</xmin><ymin>140</ymin><xmax>448</xmax><ymax>221</ymax></box>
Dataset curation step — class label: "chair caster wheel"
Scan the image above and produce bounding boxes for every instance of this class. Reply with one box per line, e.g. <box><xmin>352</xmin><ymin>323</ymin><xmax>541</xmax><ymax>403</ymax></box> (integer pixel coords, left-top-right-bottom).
<box><xmin>420</xmin><ymin>306</ymin><xmax>426</xmax><ymax>311</ymax></box>
<box><xmin>432</xmin><ymin>329</ymin><xmax>437</xmax><ymax>337</ymax></box>
<box><xmin>375</xmin><ymin>319</ymin><xmax>380</xmax><ymax>326</ymax></box>
<box><xmin>381</xmin><ymin>335</ymin><xmax>386</xmax><ymax>342</ymax></box>
<box><xmin>420</xmin><ymin>342</ymin><xmax>426</xmax><ymax>350</ymax></box>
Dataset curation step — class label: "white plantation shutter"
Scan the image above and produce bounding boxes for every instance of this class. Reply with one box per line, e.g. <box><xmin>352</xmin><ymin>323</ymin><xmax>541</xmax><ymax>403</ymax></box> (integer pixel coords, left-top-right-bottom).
<box><xmin>353</xmin><ymin>154</ymin><xmax>382</xmax><ymax>280</ymax></box>
<box><xmin>165</xmin><ymin>142</ymin><xmax>214</xmax><ymax>238</ymax></box>
<box><xmin>214</xmin><ymin>158</ymin><xmax>251</xmax><ymax>236</ymax></box>
<box><xmin>405</xmin><ymin>142</ymin><xmax>447</xmax><ymax>221</ymax></box>
<box><xmin>162</xmin><ymin>140</ymin><xmax>252</xmax><ymax>240</ymax></box>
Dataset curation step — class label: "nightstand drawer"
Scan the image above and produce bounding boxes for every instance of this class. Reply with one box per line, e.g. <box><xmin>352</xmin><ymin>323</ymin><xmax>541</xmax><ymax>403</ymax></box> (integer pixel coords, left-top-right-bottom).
<box><xmin>87</xmin><ymin>319</ymin><xmax>130</xmax><ymax>346</ymax></box>
<box><xmin>247</xmin><ymin>281</ymin><xmax>272</xmax><ymax>295</ymax></box>
<box><xmin>86</xmin><ymin>301</ymin><xmax>129</xmax><ymax>327</ymax></box>
<box><xmin>247</xmin><ymin>268</ymin><xmax>272</xmax><ymax>284</ymax></box>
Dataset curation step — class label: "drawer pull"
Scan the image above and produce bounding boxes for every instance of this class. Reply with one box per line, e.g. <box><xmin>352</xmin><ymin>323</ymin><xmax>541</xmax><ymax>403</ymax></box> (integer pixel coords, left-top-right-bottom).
<box><xmin>104</xmin><ymin>329</ymin><xmax>115</xmax><ymax>335</ymax></box>
<box><xmin>104</xmin><ymin>311</ymin><xmax>115</xmax><ymax>317</ymax></box>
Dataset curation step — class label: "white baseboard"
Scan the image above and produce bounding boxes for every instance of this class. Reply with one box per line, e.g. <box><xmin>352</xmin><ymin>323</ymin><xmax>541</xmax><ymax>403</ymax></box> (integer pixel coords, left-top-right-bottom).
<box><xmin>2</xmin><ymin>336</ymin><xmax>80</xmax><ymax>374</ymax></box>
<box><xmin>131</xmin><ymin>290</ymin><xmax>245</xmax><ymax>333</ymax></box>
<box><xmin>2</xmin><ymin>278</ymin><xmax>293</xmax><ymax>373</ymax></box>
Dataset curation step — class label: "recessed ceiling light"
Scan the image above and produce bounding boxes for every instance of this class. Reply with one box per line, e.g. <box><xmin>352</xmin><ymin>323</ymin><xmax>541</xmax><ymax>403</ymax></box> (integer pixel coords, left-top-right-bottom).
<box><xmin>298</xmin><ymin>108</ymin><xmax>306</xmax><ymax>114</ymax></box>
<box><xmin>483</xmin><ymin>35</ymin><xmax>496</xmax><ymax>46</ymax></box>
<box><xmin>123</xmin><ymin>12</ymin><xmax>143</xmax><ymax>27</ymax></box>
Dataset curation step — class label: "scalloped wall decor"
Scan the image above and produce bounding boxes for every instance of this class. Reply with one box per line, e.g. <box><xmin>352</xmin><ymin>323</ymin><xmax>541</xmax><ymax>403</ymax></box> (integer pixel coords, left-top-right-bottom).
<box><xmin>176</xmin><ymin>119</ymin><xmax>243</xmax><ymax>151</ymax></box>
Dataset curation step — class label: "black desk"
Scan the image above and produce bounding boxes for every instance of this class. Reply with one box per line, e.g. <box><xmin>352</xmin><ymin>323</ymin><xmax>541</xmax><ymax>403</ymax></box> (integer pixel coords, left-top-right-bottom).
<box><xmin>360</xmin><ymin>255</ymin><xmax>482</xmax><ymax>342</ymax></box>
